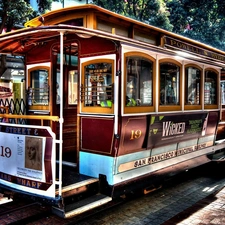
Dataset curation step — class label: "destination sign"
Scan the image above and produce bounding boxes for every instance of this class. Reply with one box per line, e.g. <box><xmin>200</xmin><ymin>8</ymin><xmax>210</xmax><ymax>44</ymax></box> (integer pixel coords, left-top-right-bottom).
<box><xmin>164</xmin><ymin>36</ymin><xmax>225</xmax><ymax>62</ymax></box>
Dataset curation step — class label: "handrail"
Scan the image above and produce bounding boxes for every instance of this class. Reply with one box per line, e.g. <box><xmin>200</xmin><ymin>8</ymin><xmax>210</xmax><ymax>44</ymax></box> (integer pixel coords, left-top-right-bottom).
<box><xmin>0</xmin><ymin>114</ymin><xmax>59</xmax><ymax>121</ymax></box>
<box><xmin>0</xmin><ymin>114</ymin><xmax>59</xmax><ymax>125</ymax></box>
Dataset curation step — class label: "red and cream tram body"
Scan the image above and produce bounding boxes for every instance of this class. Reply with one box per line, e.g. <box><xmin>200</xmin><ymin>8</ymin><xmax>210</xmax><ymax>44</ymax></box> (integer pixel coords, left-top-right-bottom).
<box><xmin>0</xmin><ymin>4</ymin><xmax>225</xmax><ymax>218</ymax></box>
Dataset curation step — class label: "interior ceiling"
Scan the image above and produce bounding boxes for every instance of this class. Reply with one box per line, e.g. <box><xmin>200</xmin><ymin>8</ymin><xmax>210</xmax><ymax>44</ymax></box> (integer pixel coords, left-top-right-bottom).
<box><xmin>0</xmin><ymin>27</ymin><xmax>63</xmax><ymax>55</ymax></box>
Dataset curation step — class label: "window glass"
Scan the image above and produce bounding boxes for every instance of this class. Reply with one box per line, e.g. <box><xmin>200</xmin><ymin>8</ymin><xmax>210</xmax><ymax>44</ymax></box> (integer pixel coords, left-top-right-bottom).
<box><xmin>160</xmin><ymin>62</ymin><xmax>180</xmax><ymax>105</ymax></box>
<box><xmin>59</xmin><ymin>18</ymin><xmax>83</xmax><ymax>26</ymax></box>
<box><xmin>56</xmin><ymin>69</ymin><xmax>60</xmax><ymax>104</ymax></box>
<box><xmin>83</xmin><ymin>62</ymin><xmax>112</xmax><ymax>107</ymax></box>
<box><xmin>126</xmin><ymin>56</ymin><xmax>153</xmax><ymax>106</ymax></box>
<box><xmin>57</xmin><ymin>54</ymin><xmax>78</xmax><ymax>66</ymax></box>
<box><xmin>221</xmin><ymin>81</ymin><xmax>225</xmax><ymax>105</ymax></box>
<box><xmin>205</xmin><ymin>70</ymin><xmax>217</xmax><ymax>105</ymax></box>
<box><xmin>185</xmin><ymin>67</ymin><xmax>201</xmax><ymax>105</ymax></box>
<box><xmin>28</xmin><ymin>69</ymin><xmax>49</xmax><ymax>105</ymax></box>
<box><xmin>68</xmin><ymin>70</ymin><xmax>78</xmax><ymax>105</ymax></box>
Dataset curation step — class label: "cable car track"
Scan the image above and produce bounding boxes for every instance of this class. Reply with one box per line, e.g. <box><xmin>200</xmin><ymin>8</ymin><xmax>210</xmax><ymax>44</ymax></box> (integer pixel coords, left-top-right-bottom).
<box><xmin>0</xmin><ymin>199</ymin><xmax>52</xmax><ymax>225</ymax></box>
<box><xmin>0</xmin><ymin>193</ymin><xmax>124</xmax><ymax>225</ymax></box>
<box><xmin>1</xmin><ymin>163</ymin><xmax>225</xmax><ymax>224</ymax></box>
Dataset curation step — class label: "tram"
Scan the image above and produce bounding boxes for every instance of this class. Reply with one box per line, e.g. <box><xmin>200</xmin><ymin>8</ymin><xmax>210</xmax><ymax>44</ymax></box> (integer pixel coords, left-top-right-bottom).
<box><xmin>0</xmin><ymin>4</ymin><xmax>225</xmax><ymax>218</ymax></box>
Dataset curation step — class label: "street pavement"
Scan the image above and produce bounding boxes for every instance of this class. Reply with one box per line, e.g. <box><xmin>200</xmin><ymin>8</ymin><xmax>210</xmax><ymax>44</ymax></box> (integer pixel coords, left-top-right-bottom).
<box><xmin>76</xmin><ymin>162</ymin><xmax>225</xmax><ymax>225</ymax></box>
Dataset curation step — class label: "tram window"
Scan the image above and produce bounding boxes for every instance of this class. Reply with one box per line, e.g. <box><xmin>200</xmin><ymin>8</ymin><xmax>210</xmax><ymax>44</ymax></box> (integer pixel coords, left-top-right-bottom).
<box><xmin>68</xmin><ymin>70</ymin><xmax>78</xmax><ymax>105</ymax></box>
<box><xmin>185</xmin><ymin>67</ymin><xmax>201</xmax><ymax>105</ymax></box>
<box><xmin>83</xmin><ymin>62</ymin><xmax>113</xmax><ymax>107</ymax></box>
<box><xmin>58</xmin><ymin>18</ymin><xmax>83</xmax><ymax>26</ymax></box>
<box><xmin>221</xmin><ymin>81</ymin><xmax>225</xmax><ymax>105</ymax></box>
<box><xmin>125</xmin><ymin>56</ymin><xmax>153</xmax><ymax>107</ymax></box>
<box><xmin>205</xmin><ymin>70</ymin><xmax>217</xmax><ymax>105</ymax></box>
<box><xmin>29</xmin><ymin>69</ymin><xmax>49</xmax><ymax>105</ymax></box>
<box><xmin>160</xmin><ymin>62</ymin><xmax>180</xmax><ymax>105</ymax></box>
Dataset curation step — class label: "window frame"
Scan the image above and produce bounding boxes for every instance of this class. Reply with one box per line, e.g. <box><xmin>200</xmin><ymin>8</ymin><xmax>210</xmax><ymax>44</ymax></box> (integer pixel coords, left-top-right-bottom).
<box><xmin>124</xmin><ymin>52</ymin><xmax>156</xmax><ymax>114</ymax></box>
<box><xmin>158</xmin><ymin>59</ymin><xmax>182</xmax><ymax>112</ymax></box>
<box><xmin>204</xmin><ymin>68</ymin><xmax>219</xmax><ymax>110</ymax></box>
<box><xmin>184</xmin><ymin>64</ymin><xmax>202</xmax><ymax>110</ymax></box>
<box><xmin>81</xmin><ymin>59</ymin><xmax>114</xmax><ymax>114</ymax></box>
<box><xmin>27</xmin><ymin>66</ymin><xmax>50</xmax><ymax>111</ymax></box>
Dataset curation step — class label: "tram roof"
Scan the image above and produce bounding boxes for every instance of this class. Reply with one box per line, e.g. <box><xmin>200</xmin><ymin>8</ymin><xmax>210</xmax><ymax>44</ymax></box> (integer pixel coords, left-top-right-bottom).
<box><xmin>23</xmin><ymin>4</ymin><xmax>224</xmax><ymax>52</ymax></box>
<box><xmin>0</xmin><ymin>4</ymin><xmax>225</xmax><ymax>67</ymax></box>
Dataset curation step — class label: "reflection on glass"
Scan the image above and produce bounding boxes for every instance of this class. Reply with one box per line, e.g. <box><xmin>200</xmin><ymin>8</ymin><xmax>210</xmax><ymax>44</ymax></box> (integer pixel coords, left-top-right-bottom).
<box><xmin>68</xmin><ymin>70</ymin><xmax>78</xmax><ymax>104</ymax></box>
<box><xmin>221</xmin><ymin>81</ymin><xmax>225</xmax><ymax>105</ymax></box>
<box><xmin>185</xmin><ymin>67</ymin><xmax>201</xmax><ymax>105</ymax></box>
<box><xmin>160</xmin><ymin>62</ymin><xmax>180</xmax><ymax>105</ymax></box>
<box><xmin>205</xmin><ymin>70</ymin><xmax>217</xmax><ymax>105</ymax></box>
<box><xmin>29</xmin><ymin>69</ymin><xmax>49</xmax><ymax>105</ymax></box>
<box><xmin>126</xmin><ymin>56</ymin><xmax>153</xmax><ymax>107</ymax></box>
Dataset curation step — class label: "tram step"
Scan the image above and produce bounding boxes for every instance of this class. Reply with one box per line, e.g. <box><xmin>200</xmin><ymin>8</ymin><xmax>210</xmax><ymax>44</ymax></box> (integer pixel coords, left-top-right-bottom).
<box><xmin>215</xmin><ymin>139</ymin><xmax>225</xmax><ymax>145</ymax></box>
<box><xmin>52</xmin><ymin>193</ymin><xmax>112</xmax><ymax>219</ymax></box>
<box><xmin>56</xmin><ymin>178</ymin><xmax>99</xmax><ymax>198</ymax></box>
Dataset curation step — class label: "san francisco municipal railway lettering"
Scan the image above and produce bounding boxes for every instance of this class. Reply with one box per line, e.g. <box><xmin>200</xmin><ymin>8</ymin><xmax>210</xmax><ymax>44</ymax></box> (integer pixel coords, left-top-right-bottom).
<box><xmin>134</xmin><ymin>143</ymin><xmax>207</xmax><ymax>168</ymax></box>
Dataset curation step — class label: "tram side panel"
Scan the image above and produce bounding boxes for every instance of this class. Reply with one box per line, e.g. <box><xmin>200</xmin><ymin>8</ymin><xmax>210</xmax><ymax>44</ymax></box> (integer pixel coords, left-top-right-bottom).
<box><xmin>80</xmin><ymin>111</ymin><xmax>219</xmax><ymax>197</ymax></box>
<box><xmin>79</xmin><ymin>116</ymin><xmax>115</xmax><ymax>182</ymax></box>
<box><xmin>115</xmin><ymin>111</ymin><xmax>218</xmax><ymax>186</ymax></box>
<box><xmin>113</xmin><ymin>112</ymin><xmax>219</xmax><ymax>195</ymax></box>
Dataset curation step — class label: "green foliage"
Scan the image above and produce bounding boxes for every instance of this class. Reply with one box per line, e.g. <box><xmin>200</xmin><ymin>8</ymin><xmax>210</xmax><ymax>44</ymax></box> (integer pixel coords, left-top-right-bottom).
<box><xmin>92</xmin><ymin>0</ymin><xmax>173</xmax><ymax>31</ymax></box>
<box><xmin>93</xmin><ymin>0</ymin><xmax>225</xmax><ymax>50</ymax></box>
<box><xmin>0</xmin><ymin>0</ymin><xmax>55</xmax><ymax>75</ymax></box>
<box><xmin>37</xmin><ymin>0</ymin><xmax>51</xmax><ymax>13</ymax></box>
<box><xmin>0</xmin><ymin>0</ymin><xmax>56</xmax><ymax>34</ymax></box>
<box><xmin>1</xmin><ymin>0</ymin><xmax>225</xmax><ymax>51</ymax></box>
<box><xmin>166</xmin><ymin>0</ymin><xmax>225</xmax><ymax>50</ymax></box>
<box><xmin>0</xmin><ymin>0</ymin><xmax>33</xmax><ymax>32</ymax></box>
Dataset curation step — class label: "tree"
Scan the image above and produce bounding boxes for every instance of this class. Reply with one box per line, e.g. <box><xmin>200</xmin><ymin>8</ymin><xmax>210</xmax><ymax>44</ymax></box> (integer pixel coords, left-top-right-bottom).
<box><xmin>0</xmin><ymin>0</ymin><xmax>56</xmax><ymax>75</ymax></box>
<box><xmin>0</xmin><ymin>1</ymin><xmax>31</xmax><ymax>75</ymax></box>
<box><xmin>0</xmin><ymin>0</ymin><xmax>60</xmax><ymax>33</ymax></box>
<box><xmin>92</xmin><ymin>0</ymin><xmax>225</xmax><ymax>50</ymax></box>
<box><xmin>166</xmin><ymin>0</ymin><xmax>225</xmax><ymax>50</ymax></box>
<box><xmin>37</xmin><ymin>0</ymin><xmax>53</xmax><ymax>13</ymax></box>
<box><xmin>0</xmin><ymin>1</ymin><xmax>32</xmax><ymax>33</ymax></box>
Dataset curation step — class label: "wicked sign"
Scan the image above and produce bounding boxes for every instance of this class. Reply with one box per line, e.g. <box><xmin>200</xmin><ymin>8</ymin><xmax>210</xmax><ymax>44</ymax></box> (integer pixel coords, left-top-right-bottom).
<box><xmin>147</xmin><ymin>112</ymin><xmax>209</xmax><ymax>149</ymax></box>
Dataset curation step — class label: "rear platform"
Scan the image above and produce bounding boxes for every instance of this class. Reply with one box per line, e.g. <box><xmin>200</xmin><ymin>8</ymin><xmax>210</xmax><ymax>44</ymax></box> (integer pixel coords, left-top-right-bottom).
<box><xmin>54</xmin><ymin>164</ymin><xmax>112</xmax><ymax>218</ymax></box>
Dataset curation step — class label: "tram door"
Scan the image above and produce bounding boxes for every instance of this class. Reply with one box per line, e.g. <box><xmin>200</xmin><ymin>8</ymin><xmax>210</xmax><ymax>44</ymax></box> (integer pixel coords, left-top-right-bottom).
<box><xmin>52</xmin><ymin>43</ymin><xmax>79</xmax><ymax>164</ymax></box>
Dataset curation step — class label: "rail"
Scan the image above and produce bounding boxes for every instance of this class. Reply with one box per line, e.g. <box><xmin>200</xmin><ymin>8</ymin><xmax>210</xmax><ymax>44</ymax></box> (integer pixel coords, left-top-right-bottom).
<box><xmin>80</xmin><ymin>84</ymin><xmax>113</xmax><ymax>105</ymax></box>
<box><xmin>0</xmin><ymin>113</ymin><xmax>59</xmax><ymax>125</ymax></box>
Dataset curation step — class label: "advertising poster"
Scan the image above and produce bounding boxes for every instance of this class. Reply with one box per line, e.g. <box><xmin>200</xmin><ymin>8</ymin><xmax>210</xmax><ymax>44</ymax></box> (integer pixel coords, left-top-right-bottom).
<box><xmin>147</xmin><ymin>112</ymin><xmax>210</xmax><ymax>148</ymax></box>
<box><xmin>0</xmin><ymin>123</ymin><xmax>55</xmax><ymax>197</ymax></box>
